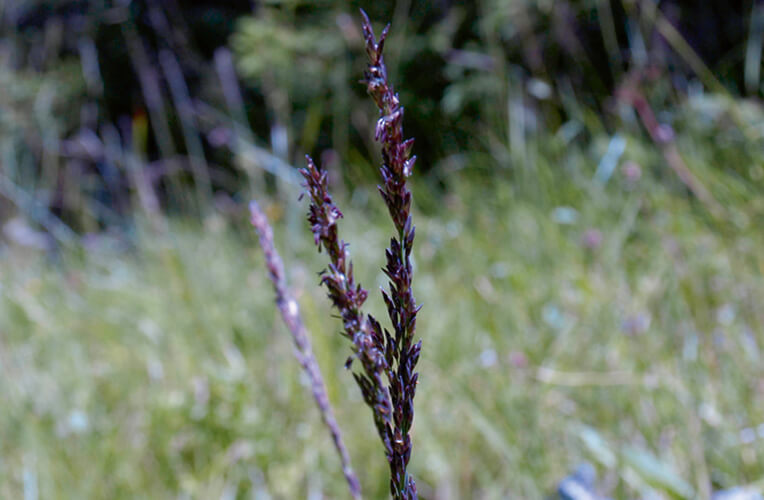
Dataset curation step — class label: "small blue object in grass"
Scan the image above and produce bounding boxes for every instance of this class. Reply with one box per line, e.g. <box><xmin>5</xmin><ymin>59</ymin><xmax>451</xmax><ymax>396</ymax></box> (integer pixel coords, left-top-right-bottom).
<box><xmin>556</xmin><ymin>463</ymin><xmax>611</xmax><ymax>500</ymax></box>
<box><xmin>552</xmin><ymin>206</ymin><xmax>579</xmax><ymax>225</ymax></box>
<box><xmin>712</xmin><ymin>487</ymin><xmax>764</xmax><ymax>500</ymax></box>
<box><xmin>593</xmin><ymin>134</ymin><xmax>626</xmax><ymax>185</ymax></box>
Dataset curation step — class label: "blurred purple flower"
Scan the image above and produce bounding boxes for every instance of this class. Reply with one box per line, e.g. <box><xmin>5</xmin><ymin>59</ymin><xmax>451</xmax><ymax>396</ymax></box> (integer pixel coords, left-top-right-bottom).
<box><xmin>582</xmin><ymin>228</ymin><xmax>603</xmax><ymax>251</ymax></box>
<box><xmin>621</xmin><ymin>161</ymin><xmax>642</xmax><ymax>183</ymax></box>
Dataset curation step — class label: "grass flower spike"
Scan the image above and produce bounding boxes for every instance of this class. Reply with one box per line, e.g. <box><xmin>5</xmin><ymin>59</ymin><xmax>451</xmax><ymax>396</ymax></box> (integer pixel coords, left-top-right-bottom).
<box><xmin>301</xmin><ymin>11</ymin><xmax>422</xmax><ymax>499</ymax></box>
<box><xmin>300</xmin><ymin>157</ymin><xmax>394</xmax><ymax>450</ymax></box>
<box><xmin>360</xmin><ymin>9</ymin><xmax>422</xmax><ymax>499</ymax></box>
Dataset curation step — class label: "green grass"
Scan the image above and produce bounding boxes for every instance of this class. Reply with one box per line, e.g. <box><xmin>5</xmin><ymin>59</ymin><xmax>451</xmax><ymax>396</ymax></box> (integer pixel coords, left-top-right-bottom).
<box><xmin>2</xmin><ymin>122</ymin><xmax>764</xmax><ymax>498</ymax></box>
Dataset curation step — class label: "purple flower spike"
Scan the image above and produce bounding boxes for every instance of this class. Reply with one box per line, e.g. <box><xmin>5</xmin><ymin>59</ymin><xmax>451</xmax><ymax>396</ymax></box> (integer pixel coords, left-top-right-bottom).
<box><xmin>300</xmin><ymin>11</ymin><xmax>422</xmax><ymax>500</ymax></box>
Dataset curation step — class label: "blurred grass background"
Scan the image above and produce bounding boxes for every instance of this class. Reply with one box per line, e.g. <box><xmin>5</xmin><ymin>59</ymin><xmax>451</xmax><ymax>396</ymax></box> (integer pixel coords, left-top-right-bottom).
<box><xmin>1</xmin><ymin>0</ymin><xmax>764</xmax><ymax>498</ymax></box>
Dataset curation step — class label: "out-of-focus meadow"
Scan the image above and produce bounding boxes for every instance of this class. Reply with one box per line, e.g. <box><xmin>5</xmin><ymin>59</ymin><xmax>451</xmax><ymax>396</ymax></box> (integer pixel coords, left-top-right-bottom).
<box><xmin>2</xmin><ymin>1</ymin><xmax>764</xmax><ymax>498</ymax></box>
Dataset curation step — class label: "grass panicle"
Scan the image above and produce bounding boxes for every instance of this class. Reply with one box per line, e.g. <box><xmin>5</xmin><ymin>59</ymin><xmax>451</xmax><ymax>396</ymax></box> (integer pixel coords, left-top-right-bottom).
<box><xmin>300</xmin><ymin>11</ymin><xmax>422</xmax><ymax>499</ymax></box>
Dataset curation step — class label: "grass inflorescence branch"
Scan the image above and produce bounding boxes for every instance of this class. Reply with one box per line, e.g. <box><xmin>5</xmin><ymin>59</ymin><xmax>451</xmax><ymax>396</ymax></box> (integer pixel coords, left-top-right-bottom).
<box><xmin>300</xmin><ymin>10</ymin><xmax>422</xmax><ymax>500</ymax></box>
<box><xmin>300</xmin><ymin>158</ymin><xmax>395</xmax><ymax>451</ymax></box>
<box><xmin>249</xmin><ymin>200</ymin><xmax>361</xmax><ymax>499</ymax></box>
<box><xmin>360</xmin><ymin>9</ymin><xmax>422</xmax><ymax>499</ymax></box>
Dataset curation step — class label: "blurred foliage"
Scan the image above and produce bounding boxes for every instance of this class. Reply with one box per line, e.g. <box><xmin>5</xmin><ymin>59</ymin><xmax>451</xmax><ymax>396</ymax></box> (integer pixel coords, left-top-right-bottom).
<box><xmin>231</xmin><ymin>0</ymin><xmax>761</xmax><ymax>183</ymax></box>
<box><xmin>1</xmin><ymin>0</ymin><xmax>254</xmax><ymax>230</ymax></box>
<box><xmin>3</xmin><ymin>147</ymin><xmax>764</xmax><ymax>496</ymax></box>
<box><xmin>1</xmin><ymin>0</ymin><xmax>761</xmax><ymax>232</ymax></box>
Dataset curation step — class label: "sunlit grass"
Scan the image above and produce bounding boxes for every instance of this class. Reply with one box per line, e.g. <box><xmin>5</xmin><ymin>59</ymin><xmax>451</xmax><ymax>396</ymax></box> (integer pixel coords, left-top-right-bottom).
<box><xmin>2</xmin><ymin>136</ymin><xmax>764</xmax><ymax>497</ymax></box>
